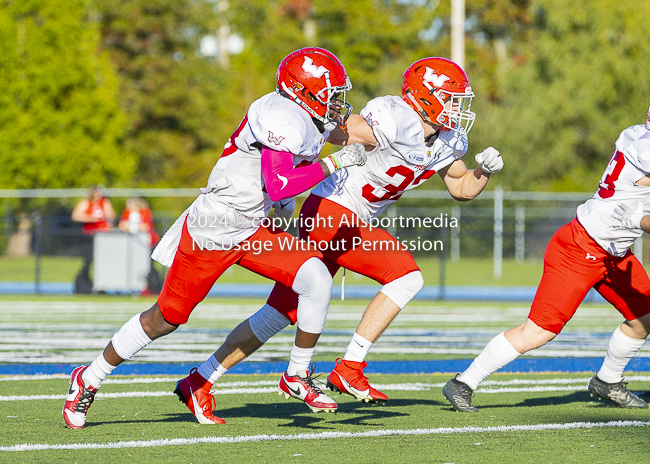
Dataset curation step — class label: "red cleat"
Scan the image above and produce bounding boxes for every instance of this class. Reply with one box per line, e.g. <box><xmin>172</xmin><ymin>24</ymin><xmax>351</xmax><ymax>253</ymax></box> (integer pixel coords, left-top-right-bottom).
<box><xmin>174</xmin><ymin>368</ymin><xmax>226</xmax><ymax>424</ymax></box>
<box><xmin>278</xmin><ymin>366</ymin><xmax>338</xmax><ymax>413</ymax></box>
<box><xmin>62</xmin><ymin>366</ymin><xmax>99</xmax><ymax>429</ymax></box>
<box><xmin>327</xmin><ymin>358</ymin><xmax>388</xmax><ymax>404</ymax></box>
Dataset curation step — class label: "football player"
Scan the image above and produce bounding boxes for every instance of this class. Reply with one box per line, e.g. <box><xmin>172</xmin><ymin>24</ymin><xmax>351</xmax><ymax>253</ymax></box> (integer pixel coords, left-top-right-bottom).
<box><xmin>178</xmin><ymin>57</ymin><xmax>503</xmax><ymax>420</ymax></box>
<box><xmin>62</xmin><ymin>47</ymin><xmax>367</xmax><ymax>429</ymax></box>
<box><xmin>443</xmin><ymin>107</ymin><xmax>650</xmax><ymax>412</ymax></box>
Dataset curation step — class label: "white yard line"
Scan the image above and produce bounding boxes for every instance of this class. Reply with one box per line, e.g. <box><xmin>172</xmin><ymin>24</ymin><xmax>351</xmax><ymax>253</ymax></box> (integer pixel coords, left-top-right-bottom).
<box><xmin>3</xmin><ymin>375</ymin><xmax>650</xmax><ymax>386</ymax></box>
<box><xmin>1</xmin><ymin>420</ymin><xmax>648</xmax><ymax>452</ymax></box>
<box><xmin>3</xmin><ymin>375</ymin><xmax>650</xmax><ymax>401</ymax></box>
<box><xmin>0</xmin><ymin>387</ymin><xmax>281</xmax><ymax>401</ymax></box>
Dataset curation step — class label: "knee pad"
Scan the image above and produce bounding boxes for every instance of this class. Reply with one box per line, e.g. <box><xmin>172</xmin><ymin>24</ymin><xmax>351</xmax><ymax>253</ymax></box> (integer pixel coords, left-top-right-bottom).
<box><xmin>293</xmin><ymin>257</ymin><xmax>332</xmax><ymax>334</ymax></box>
<box><xmin>380</xmin><ymin>270</ymin><xmax>424</xmax><ymax>309</ymax></box>
<box><xmin>111</xmin><ymin>313</ymin><xmax>153</xmax><ymax>361</ymax></box>
<box><xmin>248</xmin><ymin>303</ymin><xmax>291</xmax><ymax>343</ymax></box>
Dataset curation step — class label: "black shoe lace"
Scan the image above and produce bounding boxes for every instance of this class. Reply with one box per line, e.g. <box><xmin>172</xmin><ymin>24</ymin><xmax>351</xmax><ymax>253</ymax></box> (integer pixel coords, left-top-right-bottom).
<box><xmin>459</xmin><ymin>382</ymin><xmax>473</xmax><ymax>398</ymax></box>
<box><xmin>208</xmin><ymin>391</ymin><xmax>217</xmax><ymax>413</ymax></box>
<box><xmin>453</xmin><ymin>375</ymin><xmax>474</xmax><ymax>402</ymax></box>
<box><xmin>73</xmin><ymin>388</ymin><xmax>96</xmax><ymax>413</ymax></box>
<box><xmin>612</xmin><ymin>380</ymin><xmax>632</xmax><ymax>395</ymax></box>
<box><xmin>302</xmin><ymin>362</ymin><xmax>326</xmax><ymax>395</ymax></box>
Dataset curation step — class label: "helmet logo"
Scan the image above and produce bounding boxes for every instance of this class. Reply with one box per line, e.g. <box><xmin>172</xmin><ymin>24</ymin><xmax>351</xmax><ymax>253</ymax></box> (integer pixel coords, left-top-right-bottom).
<box><xmin>422</xmin><ymin>67</ymin><xmax>450</xmax><ymax>90</ymax></box>
<box><xmin>302</xmin><ymin>57</ymin><xmax>328</xmax><ymax>78</ymax></box>
<box><xmin>267</xmin><ymin>131</ymin><xmax>285</xmax><ymax>145</ymax></box>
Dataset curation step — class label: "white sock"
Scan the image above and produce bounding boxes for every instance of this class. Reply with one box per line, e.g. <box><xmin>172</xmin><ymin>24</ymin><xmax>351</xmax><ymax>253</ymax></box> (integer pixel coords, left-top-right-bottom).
<box><xmin>343</xmin><ymin>333</ymin><xmax>373</xmax><ymax>362</ymax></box>
<box><xmin>82</xmin><ymin>354</ymin><xmax>116</xmax><ymax>389</ymax></box>
<box><xmin>287</xmin><ymin>344</ymin><xmax>314</xmax><ymax>376</ymax></box>
<box><xmin>458</xmin><ymin>332</ymin><xmax>521</xmax><ymax>390</ymax></box>
<box><xmin>197</xmin><ymin>355</ymin><xmax>228</xmax><ymax>384</ymax></box>
<box><xmin>597</xmin><ymin>326</ymin><xmax>646</xmax><ymax>383</ymax></box>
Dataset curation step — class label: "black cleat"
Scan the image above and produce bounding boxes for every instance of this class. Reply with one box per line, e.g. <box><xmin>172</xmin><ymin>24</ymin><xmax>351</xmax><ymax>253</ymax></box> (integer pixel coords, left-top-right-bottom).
<box><xmin>588</xmin><ymin>375</ymin><xmax>648</xmax><ymax>409</ymax></box>
<box><xmin>443</xmin><ymin>375</ymin><xmax>478</xmax><ymax>412</ymax></box>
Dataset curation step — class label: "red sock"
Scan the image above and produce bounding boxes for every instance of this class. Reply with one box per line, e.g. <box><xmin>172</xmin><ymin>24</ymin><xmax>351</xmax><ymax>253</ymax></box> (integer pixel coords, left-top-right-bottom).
<box><xmin>189</xmin><ymin>369</ymin><xmax>211</xmax><ymax>389</ymax></box>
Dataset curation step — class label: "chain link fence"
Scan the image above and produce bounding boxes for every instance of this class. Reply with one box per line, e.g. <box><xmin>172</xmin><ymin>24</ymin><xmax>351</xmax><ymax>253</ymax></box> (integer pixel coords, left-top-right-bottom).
<box><xmin>0</xmin><ymin>188</ymin><xmax>643</xmax><ymax>299</ymax></box>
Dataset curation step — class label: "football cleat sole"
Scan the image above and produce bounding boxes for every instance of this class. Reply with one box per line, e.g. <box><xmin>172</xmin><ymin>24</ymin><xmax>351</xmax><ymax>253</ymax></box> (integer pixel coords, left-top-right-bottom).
<box><xmin>326</xmin><ymin>379</ymin><xmax>387</xmax><ymax>404</ymax></box>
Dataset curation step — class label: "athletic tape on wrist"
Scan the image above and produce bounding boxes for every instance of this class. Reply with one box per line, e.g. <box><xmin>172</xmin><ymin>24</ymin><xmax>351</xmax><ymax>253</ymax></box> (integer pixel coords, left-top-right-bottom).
<box><xmin>324</xmin><ymin>155</ymin><xmax>340</xmax><ymax>172</ymax></box>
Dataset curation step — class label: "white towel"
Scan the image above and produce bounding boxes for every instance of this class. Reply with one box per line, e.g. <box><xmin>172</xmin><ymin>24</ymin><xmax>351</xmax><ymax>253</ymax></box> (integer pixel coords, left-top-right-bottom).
<box><xmin>151</xmin><ymin>208</ymin><xmax>189</xmax><ymax>268</ymax></box>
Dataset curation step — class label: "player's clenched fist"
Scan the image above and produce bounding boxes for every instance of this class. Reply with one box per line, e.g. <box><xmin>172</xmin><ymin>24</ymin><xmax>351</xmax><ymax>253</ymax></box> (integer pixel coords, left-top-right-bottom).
<box><xmin>323</xmin><ymin>143</ymin><xmax>367</xmax><ymax>172</ymax></box>
<box><xmin>475</xmin><ymin>147</ymin><xmax>503</xmax><ymax>174</ymax></box>
<box><xmin>612</xmin><ymin>202</ymin><xmax>645</xmax><ymax>230</ymax></box>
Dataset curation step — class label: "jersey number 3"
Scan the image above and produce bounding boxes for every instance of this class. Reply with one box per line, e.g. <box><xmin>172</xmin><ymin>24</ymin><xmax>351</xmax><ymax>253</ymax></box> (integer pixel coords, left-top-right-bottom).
<box><xmin>597</xmin><ymin>150</ymin><xmax>625</xmax><ymax>199</ymax></box>
<box><xmin>362</xmin><ymin>165</ymin><xmax>435</xmax><ymax>203</ymax></box>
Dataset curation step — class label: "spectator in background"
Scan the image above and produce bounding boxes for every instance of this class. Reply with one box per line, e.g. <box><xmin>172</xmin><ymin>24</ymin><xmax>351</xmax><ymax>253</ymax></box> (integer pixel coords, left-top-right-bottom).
<box><xmin>71</xmin><ymin>186</ymin><xmax>115</xmax><ymax>293</ymax></box>
<box><xmin>71</xmin><ymin>186</ymin><xmax>115</xmax><ymax>233</ymax></box>
<box><xmin>119</xmin><ymin>197</ymin><xmax>160</xmax><ymax>248</ymax></box>
<box><xmin>119</xmin><ymin>197</ymin><xmax>162</xmax><ymax>294</ymax></box>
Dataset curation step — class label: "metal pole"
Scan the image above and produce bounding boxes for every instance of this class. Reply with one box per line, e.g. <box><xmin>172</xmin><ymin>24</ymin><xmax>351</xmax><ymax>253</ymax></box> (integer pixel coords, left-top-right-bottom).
<box><xmin>126</xmin><ymin>233</ymin><xmax>132</xmax><ymax>293</ymax></box>
<box><xmin>387</xmin><ymin>205</ymin><xmax>397</xmax><ymax>238</ymax></box>
<box><xmin>451</xmin><ymin>0</ymin><xmax>465</xmax><ymax>69</ymax></box>
<box><xmin>439</xmin><ymin>227</ymin><xmax>447</xmax><ymax>300</ymax></box>
<box><xmin>34</xmin><ymin>215</ymin><xmax>42</xmax><ymax>295</ymax></box>
<box><xmin>494</xmin><ymin>186</ymin><xmax>503</xmax><ymax>279</ymax></box>
<box><xmin>4</xmin><ymin>203</ymin><xmax>12</xmax><ymax>251</ymax></box>
<box><xmin>218</xmin><ymin>1</ymin><xmax>230</xmax><ymax>69</ymax></box>
<box><xmin>515</xmin><ymin>205</ymin><xmax>525</xmax><ymax>262</ymax></box>
<box><xmin>451</xmin><ymin>205</ymin><xmax>460</xmax><ymax>262</ymax></box>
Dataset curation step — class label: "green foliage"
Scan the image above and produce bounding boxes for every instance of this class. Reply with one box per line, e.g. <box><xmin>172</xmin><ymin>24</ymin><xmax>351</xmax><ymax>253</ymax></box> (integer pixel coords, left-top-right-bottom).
<box><xmin>95</xmin><ymin>0</ymin><xmax>222</xmax><ymax>186</ymax></box>
<box><xmin>313</xmin><ymin>0</ymin><xmax>437</xmax><ymax>105</ymax></box>
<box><xmin>3</xmin><ymin>0</ymin><xmax>649</xmax><ymax>192</ymax></box>
<box><xmin>471</xmin><ymin>0</ymin><xmax>650</xmax><ymax>191</ymax></box>
<box><xmin>0</xmin><ymin>0</ymin><xmax>134</xmax><ymax>189</ymax></box>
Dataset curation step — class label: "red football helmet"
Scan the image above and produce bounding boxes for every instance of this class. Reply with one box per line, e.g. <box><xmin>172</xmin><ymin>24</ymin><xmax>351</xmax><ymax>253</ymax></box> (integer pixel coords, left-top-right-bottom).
<box><xmin>276</xmin><ymin>47</ymin><xmax>352</xmax><ymax>131</ymax></box>
<box><xmin>402</xmin><ymin>57</ymin><xmax>475</xmax><ymax>134</ymax></box>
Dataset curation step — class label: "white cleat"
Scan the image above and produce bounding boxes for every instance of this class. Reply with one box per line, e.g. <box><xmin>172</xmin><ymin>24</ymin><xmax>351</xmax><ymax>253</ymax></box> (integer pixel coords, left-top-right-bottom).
<box><xmin>278</xmin><ymin>366</ymin><xmax>338</xmax><ymax>413</ymax></box>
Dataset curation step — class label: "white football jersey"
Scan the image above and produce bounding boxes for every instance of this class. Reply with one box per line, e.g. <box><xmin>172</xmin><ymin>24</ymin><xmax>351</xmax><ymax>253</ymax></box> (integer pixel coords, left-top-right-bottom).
<box><xmin>577</xmin><ymin>124</ymin><xmax>650</xmax><ymax>256</ymax></box>
<box><xmin>312</xmin><ymin>96</ymin><xmax>468</xmax><ymax>220</ymax></box>
<box><xmin>188</xmin><ymin>92</ymin><xmax>327</xmax><ymax>248</ymax></box>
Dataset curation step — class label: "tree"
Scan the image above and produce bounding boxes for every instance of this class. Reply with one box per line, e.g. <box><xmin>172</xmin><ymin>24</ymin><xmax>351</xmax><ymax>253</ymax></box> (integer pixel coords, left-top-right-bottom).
<box><xmin>227</xmin><ymin>0</ymin><xmax>438</xmax><ymax>150</ymax></box>
<box><xmin>0</xmin><ymin>0</ymin><xmax>133</xmax><ymax>189</ymax></box>
<box><xmin>95</xmin><ymin>0</ymin><xmax>223</xmax><ymax>187</ymax></box>
<box><xmin>96</xmin><ymin>0</ymin><xmax>440</xmax><ymax>188</ymax></box>
<box><xmin>472</xmin><ymin>0</ymin><xmax>650</xmax><ymax>191</ymax></box>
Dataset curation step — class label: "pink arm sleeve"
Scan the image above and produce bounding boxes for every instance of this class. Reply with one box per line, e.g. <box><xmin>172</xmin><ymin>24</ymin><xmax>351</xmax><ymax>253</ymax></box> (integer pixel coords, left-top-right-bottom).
<box><xmin>261</xmin><ymin>146</ymin><xmax>325</xmax><ymax>202</ymax></box>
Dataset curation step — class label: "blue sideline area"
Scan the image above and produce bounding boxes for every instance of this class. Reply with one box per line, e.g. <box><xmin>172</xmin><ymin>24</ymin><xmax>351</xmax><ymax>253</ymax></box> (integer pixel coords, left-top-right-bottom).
<box><xmin>0</xmin><ymin>282</ymin><xmax>608</xmax><ymax>303</ymax></box>
<box><xmin>3</xmin><ymin>358</ymin><xmax>649</xmax><ymax>376</ymax></box>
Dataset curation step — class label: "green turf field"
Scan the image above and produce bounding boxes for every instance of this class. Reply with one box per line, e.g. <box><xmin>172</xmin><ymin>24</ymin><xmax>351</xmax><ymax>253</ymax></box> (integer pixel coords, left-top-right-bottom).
<box><xmin>1</xmin><ymin>373</ymin><xmax>649</xmax><ymax>463</ymax></box>
<box><xmin>1</xmin><ymin>296</ymin><xmax>649</xmax><ymax>463</ymax></box>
